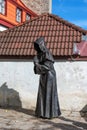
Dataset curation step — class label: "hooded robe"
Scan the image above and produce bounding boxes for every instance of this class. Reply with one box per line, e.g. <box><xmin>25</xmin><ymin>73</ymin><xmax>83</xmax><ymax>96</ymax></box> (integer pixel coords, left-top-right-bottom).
<box><xmin>33</xmin><ymin>37</ymin><xmax>61</xmax><ymax>118</ymax></box>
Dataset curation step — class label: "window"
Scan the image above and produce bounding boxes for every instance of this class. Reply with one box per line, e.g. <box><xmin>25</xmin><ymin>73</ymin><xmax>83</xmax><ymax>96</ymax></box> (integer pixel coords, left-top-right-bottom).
<box><xmin>26</xmin><ymin>13</ymin><xmax>31</xmax><ymax>21</ymax></box>
<box><xmin>0</xmin><ymin>0</ymin><xmax>5</xmax><ymax>15</ymax></box>
<box><xmin>16</xmin><ymin>8</ymin><xmax>22</xmax><ymax>22</ymax></box>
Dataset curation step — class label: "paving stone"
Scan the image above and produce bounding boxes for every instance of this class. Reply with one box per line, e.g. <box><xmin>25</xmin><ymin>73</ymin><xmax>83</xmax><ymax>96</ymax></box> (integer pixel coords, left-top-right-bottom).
<box><xmin>0</xmin><ymin>109</ymin><xmax>87</xmax><ymax>130</ymax></box>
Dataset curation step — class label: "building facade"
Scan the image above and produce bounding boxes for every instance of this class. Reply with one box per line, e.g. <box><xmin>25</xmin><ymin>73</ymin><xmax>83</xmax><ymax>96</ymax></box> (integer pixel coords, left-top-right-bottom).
<box><xmin>0</xmin><ymin>0</ymin><xmax>37</xmax><ymax>31</ymax></box>
<box><xmin>22</xmin><ymin>0</ymin><xmax>52</xmax><ymax>15</ymax></box>
<box><xmin>0</xmin><ymin>13</ymin><xmax>87</xmax><ymax>112</ymax></box>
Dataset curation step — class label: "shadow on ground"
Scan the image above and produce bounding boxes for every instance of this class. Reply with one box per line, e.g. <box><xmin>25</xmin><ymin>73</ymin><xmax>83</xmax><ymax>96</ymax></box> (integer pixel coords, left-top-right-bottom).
<box><xmin>0</xmin><ymin>128</ymin><xmax>22</xmax><ymax>130</ymax></box>
<box><xmin>0</xmin><ymin>83</ymin><xmax>87</xmax><ymax>130</ymax></box>
<box><xmin>11</xmin><ymin>107</ymin><xmax>35</xmax><ymax>116</ymax></box>
<box><xmin>39</xmin><ymin>116</ymin><xmax>87</xmax><ymax>130</ymax></box>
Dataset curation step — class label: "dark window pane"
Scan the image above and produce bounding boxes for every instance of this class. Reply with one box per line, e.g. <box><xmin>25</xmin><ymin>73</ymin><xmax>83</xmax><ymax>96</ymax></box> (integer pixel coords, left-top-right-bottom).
<box><xmin>0</xmin><ymin>0</ymin><xmax>5</xmax><ymax>15</ymax></box>
<box><xmin>26</xmin><ymin>13</ymin><xmax>31</xmax><ymax>21</ymax></box>
<box><xmin>16</xmin><ymin>8</ymin><xmax>22</xmax><ymax>22</ymax></box>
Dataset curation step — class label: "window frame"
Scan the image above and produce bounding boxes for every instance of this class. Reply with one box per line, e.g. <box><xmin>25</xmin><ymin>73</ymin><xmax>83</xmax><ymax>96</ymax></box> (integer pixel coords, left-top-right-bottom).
<box><xmin>16</xmin><ymin>7</ymin><xmax>22</xmax><ymax>23</ymax></box>
<box><xmin>0</xmin><ymin>0</ymin><xmax>6</xmax><ymax>15</ymax></box>
<box><xmin>26</xmin><ymin>13</ymin><xmax>31</xmax><ymax>21</ymax></box>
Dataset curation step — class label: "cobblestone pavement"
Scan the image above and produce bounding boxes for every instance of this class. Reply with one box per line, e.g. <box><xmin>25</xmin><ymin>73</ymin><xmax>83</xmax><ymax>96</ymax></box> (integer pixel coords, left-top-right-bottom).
<box><xmin>0</xmin><ymin>108</ymin><xmax>87</xmax><ymax>130</ymax></box>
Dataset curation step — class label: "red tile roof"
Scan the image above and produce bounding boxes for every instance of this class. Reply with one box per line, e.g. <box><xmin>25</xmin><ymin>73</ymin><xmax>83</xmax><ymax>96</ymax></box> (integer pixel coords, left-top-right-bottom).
<box><xmin>0</xmin><ymin>13</ymin><xmax>87</xmax><ymax>57</ymax></box>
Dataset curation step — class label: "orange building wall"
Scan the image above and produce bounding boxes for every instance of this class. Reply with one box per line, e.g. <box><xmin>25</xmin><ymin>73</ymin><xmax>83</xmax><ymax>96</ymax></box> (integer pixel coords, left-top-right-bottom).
<box><xmin>22</xmin><ymin>11</ymin><xmax>26</xmax><ymax>22</ymax></box>
<box><xmin>0</xmin><ymin>0</ymin><xmax>37</xmax><ymax>27</ymax></box>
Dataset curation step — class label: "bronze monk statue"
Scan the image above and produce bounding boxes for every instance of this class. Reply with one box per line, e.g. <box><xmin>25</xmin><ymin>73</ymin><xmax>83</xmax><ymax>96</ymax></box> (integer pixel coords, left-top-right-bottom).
<box><xmin>33</xmin><ymin>37</ymin><xmax>61</xmax><ymax>119</ymax></box>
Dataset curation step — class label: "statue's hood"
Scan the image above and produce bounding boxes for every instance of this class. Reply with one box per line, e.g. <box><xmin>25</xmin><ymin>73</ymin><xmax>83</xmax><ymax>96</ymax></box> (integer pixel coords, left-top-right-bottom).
<box><xmin>34</xmin><ymin>37</ymin><xmax>47</xmax><ymax>53</ymax></box>
<box><xmin>34</xmin><ymin>37</ymin><xmax>54</xmax><ymax>63</ymax></box>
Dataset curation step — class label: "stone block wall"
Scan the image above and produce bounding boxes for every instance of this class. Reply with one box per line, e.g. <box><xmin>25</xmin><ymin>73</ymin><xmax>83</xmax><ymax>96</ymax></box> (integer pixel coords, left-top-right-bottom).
<box><xmin>22</xmin><ymin>0</ymin><xmax>52</xmax><ymax>14</ymax></box>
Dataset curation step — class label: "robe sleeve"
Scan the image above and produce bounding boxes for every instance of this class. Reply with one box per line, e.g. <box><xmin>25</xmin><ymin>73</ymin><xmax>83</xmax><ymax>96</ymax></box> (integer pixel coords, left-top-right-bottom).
<box><xmin>34</xmin><ymin>60</ymin><xmax>53</xmax><ymax>75</ymax></box>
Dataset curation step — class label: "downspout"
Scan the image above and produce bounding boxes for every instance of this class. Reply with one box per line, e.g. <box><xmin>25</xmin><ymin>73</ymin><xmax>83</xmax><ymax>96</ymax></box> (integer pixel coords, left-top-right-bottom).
<box><xmin>49</xmin><ymin>0</ymin><xmax>52</xmax><ymax>13</ymax></box>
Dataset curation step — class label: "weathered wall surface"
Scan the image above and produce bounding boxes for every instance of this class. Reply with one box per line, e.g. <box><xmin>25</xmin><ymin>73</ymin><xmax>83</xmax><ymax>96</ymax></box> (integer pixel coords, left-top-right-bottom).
<box><xmin>0</xmin><ymin>60</ymin><xmax>87</xmax><ymax>111</ymax></box>
<box><xmin>55</xmin><ymin>61</ymin><xmax>87</xmax><ymax>111</ymax></box>
<box><xmin>22</xmin><ymin>0</ymin><xmax>52</xmax><ymax>14</ymax></box>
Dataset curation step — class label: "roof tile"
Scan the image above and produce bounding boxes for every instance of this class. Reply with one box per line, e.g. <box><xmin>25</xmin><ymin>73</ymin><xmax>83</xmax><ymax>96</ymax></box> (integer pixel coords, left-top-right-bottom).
<box><xmin>0</xmin><ymin>13</ymin><xmax>87</xmax><ymax>57</ymax></box>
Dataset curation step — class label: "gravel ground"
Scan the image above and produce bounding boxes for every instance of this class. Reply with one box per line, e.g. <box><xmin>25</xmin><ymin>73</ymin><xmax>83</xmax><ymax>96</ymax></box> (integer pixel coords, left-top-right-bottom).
<box><xmin>0</xmin><ymin>108</ymin><xmax>87</xmax><ymax>130</ymax></box>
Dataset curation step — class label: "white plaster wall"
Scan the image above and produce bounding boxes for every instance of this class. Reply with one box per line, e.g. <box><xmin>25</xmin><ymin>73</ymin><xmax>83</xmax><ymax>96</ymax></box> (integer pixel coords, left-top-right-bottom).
<box><xmin>0</xmin><ymin>60</ymin><xmax>87</xmax><ymax>111</ymax></box>
<box><xmin>0</xmin><ymin>25</ymin><xmax>7</xmax><ymax>31</ymax></box>
<box><xmin>55</xmin><ymin>61</ymin><xmax>87</xmax><ymax>111</ymax></box>
<box><xmin>0</xmin><ymin>60</ymin><xmax>39</xmax><ymax>109</ymax></box>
